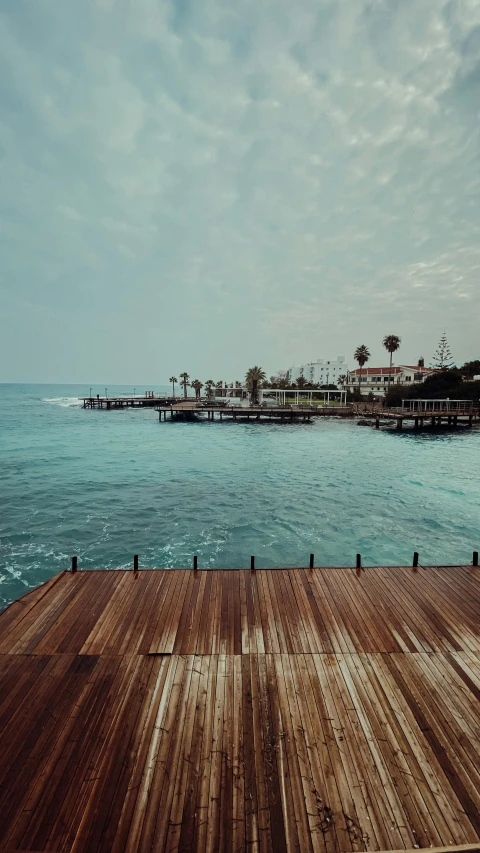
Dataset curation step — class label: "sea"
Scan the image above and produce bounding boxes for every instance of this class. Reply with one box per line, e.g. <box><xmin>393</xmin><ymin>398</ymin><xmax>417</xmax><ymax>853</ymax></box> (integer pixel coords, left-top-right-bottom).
<box><xmin>0</xmin><ymin>383</ymin><xmax>478</xmax><ymax>610</ymax></box>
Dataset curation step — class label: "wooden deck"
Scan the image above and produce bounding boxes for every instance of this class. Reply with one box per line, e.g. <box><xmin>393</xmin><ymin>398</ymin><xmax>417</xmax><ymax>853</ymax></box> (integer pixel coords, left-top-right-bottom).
<box><xmin>157</xmin><ymin>405</ymin><xmax>353</xmax><ymax>421</ymax></box>
<box><xmin>0</xmin><ymin>566</ymin><xmax>479</xmax><ymax>852</ymax></box>
<box><xmin>82</xmin><ymin>396</ymin><xmax>174</xmax><ymax>409</ymax></box>
<box><xmin>362</xmin><ymin>410</ymin><xmax>478</xmax><ymax>431</ymax></box>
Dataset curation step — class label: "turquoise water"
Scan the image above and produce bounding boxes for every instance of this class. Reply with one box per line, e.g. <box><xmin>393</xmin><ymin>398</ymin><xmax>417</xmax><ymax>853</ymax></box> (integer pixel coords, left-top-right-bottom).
<box><xmin>1</xmin><ymin>383</ymin><xmax>478</xmax><ymax>609</ymax></box>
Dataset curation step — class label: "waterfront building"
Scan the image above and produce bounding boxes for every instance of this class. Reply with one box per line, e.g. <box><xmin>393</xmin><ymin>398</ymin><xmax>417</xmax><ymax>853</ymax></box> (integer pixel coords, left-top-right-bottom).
<box><xmin>345</xmin><ymin>364</ymin><xmax>434</xmax><ymax>397</ymax></box>
<box><xmin>285</xmin><ymin>356</ymin><xmax>348</xmax><ymax>386</ymax></box>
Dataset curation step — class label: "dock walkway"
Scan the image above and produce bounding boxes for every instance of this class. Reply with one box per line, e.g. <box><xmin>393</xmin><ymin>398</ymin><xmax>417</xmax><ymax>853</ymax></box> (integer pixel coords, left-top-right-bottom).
<box><xmin>363</xmin><ymin>409</ymin><xmax>478</xmax><ymax>430</ymax></box>
<box><xmin>156</xmin><ymin>403</ymin><xmax>354</xmax><ymax>421</ymax></box>
<box><xmin>0</xmin><ymin>564</ymin><xmax>480</xmax><ymax>852</ymax></box>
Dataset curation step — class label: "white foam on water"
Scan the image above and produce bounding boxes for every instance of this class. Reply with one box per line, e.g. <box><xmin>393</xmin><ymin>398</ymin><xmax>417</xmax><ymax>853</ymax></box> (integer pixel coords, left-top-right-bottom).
<box><xmin>42</xmin><ymin>397</ymin><xmax>83</xmax><ymax>408</ymax></box>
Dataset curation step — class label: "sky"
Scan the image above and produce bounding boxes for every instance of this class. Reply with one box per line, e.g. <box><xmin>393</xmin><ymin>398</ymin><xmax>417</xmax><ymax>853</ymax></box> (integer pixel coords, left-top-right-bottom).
<box><xmin>0</xmin><ymin>0</ymin><xmax>479</xmax><ymax>383</ymax></box>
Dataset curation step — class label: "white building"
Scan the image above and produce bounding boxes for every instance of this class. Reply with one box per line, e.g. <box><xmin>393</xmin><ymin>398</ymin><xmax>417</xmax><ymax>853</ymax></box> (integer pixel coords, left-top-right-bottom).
<box><xmin>345</xmin><ymin>365</ymin><xmax>434</xmax><ymax>397</ymax></box>
<box><xmin>285</xmin><ymin>356</ymin><xmax>348</xmax><ymax>386</ymax></box>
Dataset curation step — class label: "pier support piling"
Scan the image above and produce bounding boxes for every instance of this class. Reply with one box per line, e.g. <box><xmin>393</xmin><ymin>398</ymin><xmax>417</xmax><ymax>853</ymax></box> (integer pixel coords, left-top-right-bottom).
<box><xmin>193</xmin><ymin>555</ymin><xmax>198</xmax><ymax>572</ymax></box>
<box><xmin>134</xmin><ymin>555</ymin><xmax>139</xmax><ymax>572</ymax></box>
<box><xmin>413</xmin><ymin>552</ymin><xmax>419</xmax><ymax>568</ymax></box>
<box><xmin>356</xmin><ymin>553</ymin><xmax>362</xmax><ymax>569</ymax></box>
<box><xmin>250</xmin><ymin>556</ymin><xmax>255</xmax><ymax>572</ymax></box>
<box><xmin>473</xmin><ymin>552</ymin><xmax>479</xmax><ymax>567</ymax></box>
<box><xmin>309</xmin><ymin>554</ymin><xmax>314</xmax><ymax>570</ymax></box>
<box><xmin>71</xmin><ymin>556</ymin><xmax>77</xmax><ymax>573</ymax></box>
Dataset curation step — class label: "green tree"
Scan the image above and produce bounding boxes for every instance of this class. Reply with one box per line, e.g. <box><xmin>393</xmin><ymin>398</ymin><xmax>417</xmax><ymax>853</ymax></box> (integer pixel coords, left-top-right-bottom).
<box><xmin>354</xmin><ymin>345</ymin><xmax>371</xmax><ymax>397</ymax></box>
<box><xmin>461</xmin><ymin>360</ymin><xmax>480</xmax><ymax>378</ymax></box>
<box><xmin>296</xmin><ymin>375</ymin><xmax>307</xmax><ymax>389</ymax></box>
<box><xmin>431</xmin><ymin>332</ymin><xmax>454</xmax><ymax>369</ymax></box>
<box><xmin>205</xmin><ymin>380</ymin><xmax>215</xmax><ymax>399</ymax></box>
<box><xmin>179</xmin><ymin>372</ymin><xmax>190</xmax><ymax>399</ymax></box>
<box><xmin>383</xmin><ymin>334</ymin><xmax>401</xmax><ymax>389</ymax></box>
<box><xmin>169</xmin><ymin>376</ymin><xmax>177</xmax><ymax>398</ymax></box>
<box><xmin>191</xmin><ymin>379</ymin><xmax>204</xmax><ymax>400</ymax></box>
<box><xmin>245</xmin><ymin>366</ymin><xmax>267</xmax><ymax>405</ymax></box>
<box><xmin>337</xmin><ymin>374</ymin><xmax>347</xmax><ymax>386</ymax></box>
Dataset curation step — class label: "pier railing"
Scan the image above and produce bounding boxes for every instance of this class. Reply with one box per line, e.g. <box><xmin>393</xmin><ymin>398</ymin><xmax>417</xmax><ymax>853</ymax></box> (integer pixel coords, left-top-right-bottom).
<box><xmin>69</xmin><ymin>551</ymin><xmax>480</xmax><ymax>573</ymax></box>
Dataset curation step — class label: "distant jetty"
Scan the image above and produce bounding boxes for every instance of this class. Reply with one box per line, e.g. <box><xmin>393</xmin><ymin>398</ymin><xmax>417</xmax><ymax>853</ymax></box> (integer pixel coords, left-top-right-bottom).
<box><xmin>82</xmin><ymin>393</ymin><xmax>173</xmax><ymax>409</ymax></box>
<box><xmin>156</xmin><ymin>401</ymin><xmax>354</xmax><ymax>422</ymax></box>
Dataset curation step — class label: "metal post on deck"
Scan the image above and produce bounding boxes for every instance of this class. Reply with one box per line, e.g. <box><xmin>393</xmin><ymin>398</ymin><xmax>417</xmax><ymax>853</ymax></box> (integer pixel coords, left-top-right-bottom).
<box><xmin>473</xmin><ymin>552</ymin><xmax>479</xmax><ymax>567</ymax></box>
<box><xmin>193</xmin><ymin>555</ymin><xmax>198</xmax><ymax>572</ymax></box>
<box><xmin>356</xmin><ymin>554</ymin><xmax>361</xmax><ymax>569</ymax></box>
<box><xmin>413</xmin><ymin>552</ymin><xmax>419</xmax><ymax>568</ymax></box>
<box><xmin>250</xmin><ymin>556</ymin><xmax>255</xmax><ymax>572</ymax></box>
<box><xmin>134</xmin><ymin>554</ymin><xmax>139</xmax><ymax>572</ymax></box>
<box><xmin>309</xmin><ymin>554</ymin><xmax>314</xmax><ymax>570</ymax></box>
<box><xmin>71</xmin><ymin>556</ymin><xmax>78</xmax><ymax>573</ymax></box>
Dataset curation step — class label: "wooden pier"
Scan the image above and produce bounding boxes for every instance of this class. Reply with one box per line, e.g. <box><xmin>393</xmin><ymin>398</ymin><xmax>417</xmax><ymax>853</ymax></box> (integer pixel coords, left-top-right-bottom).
<box><xmin>156</xmin><ymin>403</ymin><xmax>354</xmax><ymax>422</ymax></box>
<box><xmin>82</xmin><ymin>394</ymin><xmax>175</xmax><ymax>409</ymax></box>
<box><xmin>365</xmin><ymin>409</ymin><xmax>478</xmax><ymax>431</ymax></box>
<box><xmin>1</xmin><ymin>563</ymin><xmax>480</xmax><ymax>852</ymax></box>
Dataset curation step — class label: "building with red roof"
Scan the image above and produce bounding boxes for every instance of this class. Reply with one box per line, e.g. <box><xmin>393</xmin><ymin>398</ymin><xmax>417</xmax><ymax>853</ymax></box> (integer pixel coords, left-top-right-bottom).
<box><xmin>345</xmin><ymin>364</ymin><xmax>434</xmax><ymax>397</ymax></box>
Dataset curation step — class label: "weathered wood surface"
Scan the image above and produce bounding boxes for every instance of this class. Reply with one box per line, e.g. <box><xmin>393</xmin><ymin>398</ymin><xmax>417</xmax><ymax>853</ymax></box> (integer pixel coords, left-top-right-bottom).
<box><xmin>0</xmin><ymin>566</ymin><xmax>479</xmax><ymax>853</ymax></box>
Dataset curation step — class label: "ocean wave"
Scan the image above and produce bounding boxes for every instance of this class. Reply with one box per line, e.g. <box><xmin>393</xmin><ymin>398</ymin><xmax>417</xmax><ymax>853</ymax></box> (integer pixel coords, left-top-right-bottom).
<box><xmin>42</xmin><ymin>397</ymin><xmax>83</xmax><ymax>408</ymax></box>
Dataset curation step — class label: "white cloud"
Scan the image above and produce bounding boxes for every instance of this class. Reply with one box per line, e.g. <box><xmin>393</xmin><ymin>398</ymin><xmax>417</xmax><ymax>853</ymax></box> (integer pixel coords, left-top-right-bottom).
<box><xmin>0</xmin><ymin>0</ymin><xmax>478</xmax><ymax>380</ymax></box>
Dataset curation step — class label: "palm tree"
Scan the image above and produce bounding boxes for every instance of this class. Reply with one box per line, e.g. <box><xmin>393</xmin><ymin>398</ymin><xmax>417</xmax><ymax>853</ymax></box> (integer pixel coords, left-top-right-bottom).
<box><xmin>205</xmin><ymin>380</ymin><xmax>215</xmax><ymax>400</ymax></box>
<box><xmin>191</xmin><ymin>379</ymin><xmax>204</xmax><ymax>400</ymax></box>
<box><xmin>179</xmin><ymin>372</ymin><xmax>190</xmax><ymax>399</ymax></box>
<box><xmin>169</xmin><ymin>376</ymin><xmax>177</xmax><ymax>398</ymax></box>
<box><xmin>354</xmin><ymin>345</ymin><xmax>371</xmax><ymax>397</ymax></box>
<box><xmin>245</xmin><ymin>366</ymin><xmax>267</xmax><ymax>405</ymax></box>
<box><xmin>383</xmin><ymin>334</ymin><xmax>401</xmax><ymax>390</ymax></box>
<box><xmin>337</xmin><ymin>374</ymin><xmax>347</xmax><ymax>386</ymax></box>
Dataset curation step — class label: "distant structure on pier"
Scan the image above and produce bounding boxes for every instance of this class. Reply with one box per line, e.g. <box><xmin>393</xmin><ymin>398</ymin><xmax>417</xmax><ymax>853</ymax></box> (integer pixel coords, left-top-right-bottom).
<box><xmin>346</xmin><ymin>364</ymin><xmax>434</xmax><ymax>397</ymax></box>
<box><xmin>285</xmin><ymin>356</ymin><xmax>348</xmax><ymax>386</ymax></box>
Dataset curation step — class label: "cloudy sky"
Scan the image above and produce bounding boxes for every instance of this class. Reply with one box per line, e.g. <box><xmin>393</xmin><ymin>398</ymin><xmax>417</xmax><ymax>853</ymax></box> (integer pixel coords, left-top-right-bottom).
<box><xmin>1</xmin><ymin>0</ymin><xmax>479</xmax><ymax>383</ymax></box>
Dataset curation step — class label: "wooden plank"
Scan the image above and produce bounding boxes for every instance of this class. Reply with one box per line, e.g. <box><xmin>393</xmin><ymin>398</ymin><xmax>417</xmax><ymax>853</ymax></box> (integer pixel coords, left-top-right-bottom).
<box><xmin>124</xmin><ymin>656</ymin><xmax>180</xmax><ymax>851</ymax></box>
<box><xmin>249</xmin><ymin>653</ymin><xmax>274</xmax><ymax>852</ymax></box>
<box><xmin>302</xmin><ymin>653</ymin><xmax>363</xmax><ymax>852</ymax></box>
<box><xmin>177</xmin><ymin>654</ymin><xmax>213</xmax><ymax>852</ymax></box>
<box><xmin>137</xmin><ymin>655</ymin><xmax>188</xmax><ymax>852</ymax></box>
<box><xmin>273</xmin><ymin>654</ymin><xmax>314</xmax><ymax>852</ymax></box>
<box><xmin>218</xmin><ymin>653</ymin><xmax>235</xmax><ymax>851</ymax></box>
<box><xmin>311</xmin><ymin>654</ymin><xmax>382</xmax><ymax>850</ymax></box>
<box><xmin>0</xmin><ymin>655</ymin><xmax>101</xmax><ymax>846</ymax></box>
<box><xmin>0</xmin><ymin>572</ymin><xmax>66</xmax><ymax>645</ymax></box>
<box><xmin>232</xmin><ymin>570</ymin><xmax>242</xmax><ymax>656</ymax></box>
<box><xmin>108</xmin><ymin>655</ymin><xmax>171</xmax><ymax>853</ymax></box>
<box><xmin>193</xmin><ymin>653</ymin><xmax>218</xmax><ymax>851</ymax></box>
<box><xmin>29</xmin><ymin>655</ymin><xmax>146</xmax><ymax>852</ymax></box>
<box><xmin>265</xmin><ymin>571</ymin><xmax>290</xmax><ymax>653</ymax></box>
<box><xmin>195</xmin><ymin>569</ymin><xmax>214</xmax><ymax>655</ymax></box>
<box><xmin>0</xmin><ymin>573</ymin><xmax>85</xmax><ymax>654</ymax></box>
<box><xmin>146</xmin><ymin>569</ymin><xmax>182</xmax><ymax>653</ymax></box>
<box><xmin>372</xmin><ymin>652</ymin><xmax>478</xmax><ymax>844</ymax></box>
<box><xmin>354</xmin><ymin>653</ymin><xmax>464</xmax><ymax>847</ymax></box>
<box><xmin>53</xmin><ymin>571</ymin><xmax>124</xmax><ymax>655</ymax></box>
<box><xmin>288</xmin><ymin>652</ymin><xmax>336</xmax><ymax>853</ymax></box>
<box><xmin>242</xmin><ymin>652</ymin><xmax>260</xmax><ymax>851</ymax></box>
<box><xmin>184</xmin><ymin>569</ymin><xmax>207</xmax><ymax>654</ymax></box>
<box><xmin>384</xmin><ymin>655</ymin><xmax>480</xmax><ymax>836</ymax></box>
<box><xmin>137</xmin><ymin>570</ymin><xmax>176</xmax><ymax>655</ymax></box>
<box><xmin>205</xmin><ymin>654</ymin><xmax>226</xmax><ymax>853</ymax></box>
<box><xmin>232</xmin><ymin>653</ymin><xmax>246</xmax><ymax>853</ymax></box>
<box><xmin>164</xmin><ymin>654</ymin><xmax>204</xmax><ymax>851</ymax></box>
